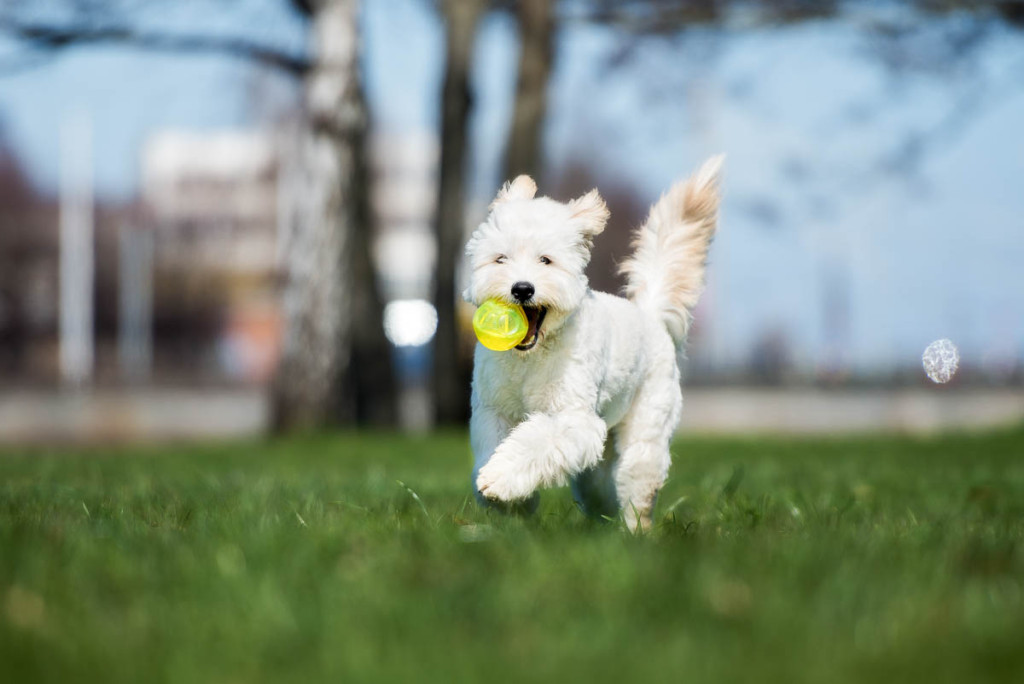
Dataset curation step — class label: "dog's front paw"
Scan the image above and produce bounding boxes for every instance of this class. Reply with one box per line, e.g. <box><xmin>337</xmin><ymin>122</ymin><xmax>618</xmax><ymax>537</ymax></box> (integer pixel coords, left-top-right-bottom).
<box><xmin>476</xmin><ymin>454</ymin><xmax>537</xmax><ymax>503</ymax></box>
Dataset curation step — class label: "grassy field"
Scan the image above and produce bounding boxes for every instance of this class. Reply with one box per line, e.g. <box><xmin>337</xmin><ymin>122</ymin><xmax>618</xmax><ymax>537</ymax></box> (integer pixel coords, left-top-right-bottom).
<box><xmin>2</xmin><ymin>427</ymin><xmax>1023</xmax><ymax>683</ymax></box>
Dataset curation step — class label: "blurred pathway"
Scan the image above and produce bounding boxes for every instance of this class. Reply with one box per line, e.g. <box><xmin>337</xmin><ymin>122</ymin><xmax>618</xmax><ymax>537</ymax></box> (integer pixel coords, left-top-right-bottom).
<box><xmin>0</xmin><ymin>388</ymin><xmax>268</xmax><ymax>444</ymax></box>
<box><xmin>678</xmin><ymin>388</ymin><xmax>1024</xmax><ymax>435</ymax></box>
<box><xmin>0</xmin><ymin>387</ymin><xmax>1021</xmax><ymax>444</ymax></box>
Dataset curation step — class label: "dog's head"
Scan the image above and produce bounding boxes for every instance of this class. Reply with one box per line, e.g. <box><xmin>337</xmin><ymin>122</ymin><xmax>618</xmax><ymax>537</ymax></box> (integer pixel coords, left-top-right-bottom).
<box><xmin>463</xmin><ymin>175</ymin><xmax>609</xmax><ymax>351</ymax></box>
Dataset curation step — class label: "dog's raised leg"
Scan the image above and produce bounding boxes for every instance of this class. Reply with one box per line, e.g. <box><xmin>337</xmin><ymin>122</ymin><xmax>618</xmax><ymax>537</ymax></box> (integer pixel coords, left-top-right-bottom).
<box><xmin>476</xmin><ymin>411</ymin><xmax>607</xmax><ymax>504</ymax></box>
<box><xmin>470</xmin><ymin>406</ymin><xmax>540</xmax><ymax>514</ymax></box>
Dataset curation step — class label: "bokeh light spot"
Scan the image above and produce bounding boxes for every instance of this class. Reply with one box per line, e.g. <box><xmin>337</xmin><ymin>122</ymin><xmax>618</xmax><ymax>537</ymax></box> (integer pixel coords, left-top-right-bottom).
<box><xmin>383</xmin><ymin>299</ymin><xmax>438</xmax><ymax>347</ymax></box>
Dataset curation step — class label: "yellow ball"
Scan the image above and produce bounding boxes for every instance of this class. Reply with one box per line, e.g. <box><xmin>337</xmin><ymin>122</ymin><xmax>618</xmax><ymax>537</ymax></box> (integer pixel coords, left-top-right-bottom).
<box><xmin>472</xmin><ymin>299</ymin><xmax>528</xmax><ymax>351</ymax></box>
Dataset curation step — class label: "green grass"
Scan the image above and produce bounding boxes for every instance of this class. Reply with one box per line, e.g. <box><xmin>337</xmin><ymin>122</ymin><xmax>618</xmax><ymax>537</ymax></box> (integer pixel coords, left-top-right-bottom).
<box><xmin>2</xmin><ymin>427</ymin><xmax>1024</xmax><ymax>683</ymax></box>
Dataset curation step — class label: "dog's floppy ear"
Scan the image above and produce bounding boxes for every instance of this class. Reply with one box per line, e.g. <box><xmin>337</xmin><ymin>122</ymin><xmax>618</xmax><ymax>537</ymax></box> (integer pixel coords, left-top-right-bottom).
<box><xmin>568</xmin><ymin>189</ymin><xmax>609</xmax><ymax>239</ymax></box>
<box><xmin>490</xmin><ymin>175</ymin><xmax>537</xmax><ymax>209</ymax></box>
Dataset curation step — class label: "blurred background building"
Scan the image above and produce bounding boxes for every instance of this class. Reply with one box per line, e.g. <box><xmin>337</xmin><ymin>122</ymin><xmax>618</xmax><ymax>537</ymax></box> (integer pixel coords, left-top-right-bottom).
<box><xmin>143</xmin><ymin>129</ymin><xmax>280</xmax><ymax>384</ymax></box>
<box><xmin>0</xmin><ymin>0</ymin><xmax>1022</xmax><ymax>440</ymax></box>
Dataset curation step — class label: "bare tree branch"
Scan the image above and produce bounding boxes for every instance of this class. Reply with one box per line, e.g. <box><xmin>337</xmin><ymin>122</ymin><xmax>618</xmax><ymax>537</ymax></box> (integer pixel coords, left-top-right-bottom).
<box><xmin>0</xmin><ymin>20</ymin><xmax>311</xmax><ymax>76</ymax></box>
<box><xmin>556</xmin><ymin>0</ymin><xmax>1024</xmax><ymax>34</ymax></box>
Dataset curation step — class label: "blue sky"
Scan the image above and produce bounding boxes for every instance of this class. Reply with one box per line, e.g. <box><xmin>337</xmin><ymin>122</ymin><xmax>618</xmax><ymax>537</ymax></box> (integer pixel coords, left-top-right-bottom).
<box><xmin>1</xmin><ymin>1</ymin><xmax>1022</xmax><ymax>375</ymax></box>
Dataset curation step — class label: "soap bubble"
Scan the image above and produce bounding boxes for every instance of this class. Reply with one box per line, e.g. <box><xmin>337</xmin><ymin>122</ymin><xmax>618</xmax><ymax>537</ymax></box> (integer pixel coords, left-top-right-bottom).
<box><xmin>922</xmin><ymin>339</ymin><xmax>959</xmax><ymax>384</ymax></box>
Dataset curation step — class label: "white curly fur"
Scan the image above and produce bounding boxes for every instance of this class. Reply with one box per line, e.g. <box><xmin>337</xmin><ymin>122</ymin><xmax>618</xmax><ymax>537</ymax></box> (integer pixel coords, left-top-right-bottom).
<box><xmin>465</xmin><ymin>157</ymin><xmax>724</xmax><ymax>531</ymax></box>
<box><xmin>620</xmin><ymin>155</ymin><xmax>723</xmax><ymax>342</ymax></box>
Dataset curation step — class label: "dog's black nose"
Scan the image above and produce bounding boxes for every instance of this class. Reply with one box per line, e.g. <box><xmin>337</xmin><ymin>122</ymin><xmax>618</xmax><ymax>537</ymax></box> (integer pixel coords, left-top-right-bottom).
<box><xmin>511</xmin><ymin>281</ymin><xmax>535</xmax><ymax>302</ymax></box>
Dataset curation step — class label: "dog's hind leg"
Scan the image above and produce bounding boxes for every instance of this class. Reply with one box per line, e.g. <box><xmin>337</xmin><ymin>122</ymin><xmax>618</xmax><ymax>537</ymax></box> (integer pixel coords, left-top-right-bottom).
<box><xmin>571</xmin><ymin>438</ymin><xmax>619</xmax><ymax>520</ymax></box>
<box><xmin>613</xmin><ymin>434</ymin><xmax>673</xmax><ymax>532</ymax></box>
<box><xmin>613</xmin><ymin>380</ymin><xmax>681</xmax><ymax>532</ymax></box>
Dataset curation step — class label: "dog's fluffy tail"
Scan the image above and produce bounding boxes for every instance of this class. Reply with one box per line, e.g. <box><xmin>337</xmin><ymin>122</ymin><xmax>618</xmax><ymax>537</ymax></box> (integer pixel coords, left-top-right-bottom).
<box><xmin>620</xmin><ymin>155</ymin><xmax>723</xmax><ymax>345</ymax></box>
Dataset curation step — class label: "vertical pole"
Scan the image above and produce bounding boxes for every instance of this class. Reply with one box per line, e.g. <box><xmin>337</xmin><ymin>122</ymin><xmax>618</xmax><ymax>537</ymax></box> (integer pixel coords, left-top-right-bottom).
<box><xmin>118</xmin><ymin>223</ymin><xmax>153</xmax><ymax>381</ymax></box>
<box><xmin>59</xmin><ymin>111</ymin><xmax>94</xmax><ymax>387</ymax></box>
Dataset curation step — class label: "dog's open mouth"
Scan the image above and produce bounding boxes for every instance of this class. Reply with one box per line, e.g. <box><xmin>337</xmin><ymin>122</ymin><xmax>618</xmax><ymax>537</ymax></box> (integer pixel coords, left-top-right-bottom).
<box><xmin>515</xmin><ymin>306</ymin><xmax>547</xmax><ymax>351</ymax></box>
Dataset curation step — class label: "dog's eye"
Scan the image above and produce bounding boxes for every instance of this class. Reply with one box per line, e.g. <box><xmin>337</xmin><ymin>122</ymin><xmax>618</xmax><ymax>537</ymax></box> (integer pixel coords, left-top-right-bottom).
<box><xmin>495</xmin><ymin>255</ymin><xmax>507</xmax><ymax>264</ymax></box>
<box><xmin>539</xmin><ymin>256</ymin><xmax>552</xmax><ymax>265</ymax></box>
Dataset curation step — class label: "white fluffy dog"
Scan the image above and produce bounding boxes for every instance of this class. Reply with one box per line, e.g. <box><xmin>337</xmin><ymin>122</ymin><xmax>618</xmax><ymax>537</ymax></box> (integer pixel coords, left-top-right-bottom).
<box><xmin>463</xmin><ymin>156</ymin><xmax>723</xmax><ymax>530</ymax></box>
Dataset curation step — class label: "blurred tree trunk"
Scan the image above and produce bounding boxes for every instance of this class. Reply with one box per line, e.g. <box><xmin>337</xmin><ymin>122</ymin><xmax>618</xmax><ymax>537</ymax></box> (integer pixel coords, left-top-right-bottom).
<box><xmin>432</xmin><ymin>0</ymin><xmax>485</xmax><ymax>426</ymax></box>
<box><xmin>273</xmin><ymin>0</ymin><xmax>395</xmax><ymax>430</ymax></box>
<box><xmin>344</xmin><ymin>112</ymin><xmax>397</xmax><ymax>426</ymax></box>
<box><xmin>503</xmin><ymin>0</ymin><xmax>554</xmax><ymax>182</ymax></box>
